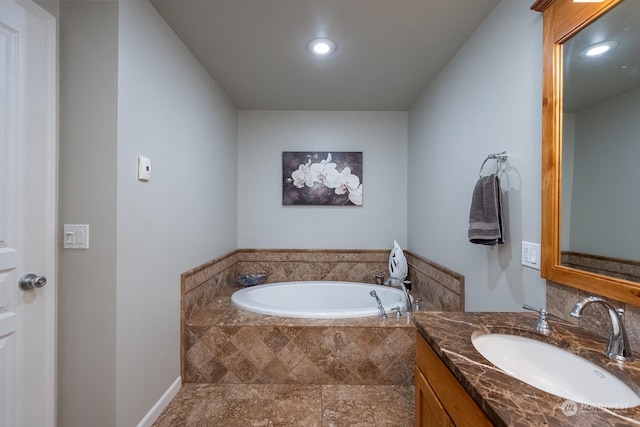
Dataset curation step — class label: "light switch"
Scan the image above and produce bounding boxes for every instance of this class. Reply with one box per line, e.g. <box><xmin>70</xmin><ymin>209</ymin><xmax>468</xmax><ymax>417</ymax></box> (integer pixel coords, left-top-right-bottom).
<box><xmin>63</xmin><ymin>224</ymin><xmax>90</xmax><ymax>249</ymax></box>
<box><xmin>521</xmin><ymin>241</ymin><xmax>541</xmax><ymax>270</ymax></box>
<box><xmin>138</xmin><ymin>155</ymin><xmax>151</xmax><ymax>181</ymax></box>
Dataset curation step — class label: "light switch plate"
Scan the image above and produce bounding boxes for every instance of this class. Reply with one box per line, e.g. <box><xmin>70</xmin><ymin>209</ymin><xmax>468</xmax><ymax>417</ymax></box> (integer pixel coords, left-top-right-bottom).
<box><xmin>138</xmin><ymin>155</ymin><xmax>151</xmax><ymax>181</ymax></box>
<box><xmin>63</xmin><ymin>224</ymin><xmax>90</xmax><ymax>249</ymax></box>
<box><xmin>521</xmin><ymin>241</ymin><xmax>541</xmax><ymax>270</ymax></box>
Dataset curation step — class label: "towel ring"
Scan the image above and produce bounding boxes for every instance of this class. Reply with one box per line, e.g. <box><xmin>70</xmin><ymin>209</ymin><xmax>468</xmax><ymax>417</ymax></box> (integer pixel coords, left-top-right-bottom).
<box><xmin>479</xmin><ymin>151</ymin><xmax>508</xmax><ymax>177</ymax></box>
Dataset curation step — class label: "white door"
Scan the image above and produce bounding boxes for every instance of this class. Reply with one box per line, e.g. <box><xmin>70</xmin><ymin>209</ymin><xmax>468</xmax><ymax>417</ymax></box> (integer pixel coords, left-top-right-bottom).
<box><xmin>0</xmin><ymin>0</ymin><xmax>57</xmax><ymax>426</ymax></box>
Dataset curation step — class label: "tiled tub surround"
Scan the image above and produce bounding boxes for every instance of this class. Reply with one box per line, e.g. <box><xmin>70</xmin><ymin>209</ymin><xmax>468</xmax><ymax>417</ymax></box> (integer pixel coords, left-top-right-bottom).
<box><xmin>181</xmin><ymin>248</ymin><xmax>464</xmax><ymax>384</ymax></box>
<box><xmin>405</xmin><ymin>251</ymin><xmax>464</xmax><ymax>312</ymax></box>
<box><xmin>175</xmin><ymin>249</ymin><xmax>462</xmax><ymax>425</ymax></box>
<box><xmin>182</xmin><ymin>249</ymin><xmax>464</xmax><ymax>323</ymax></box>
<box><xmin>181</xmin><ymin>249</ymin><xmax>390</xmax><ymax>327</ymax></box>
<box><xmin>184</xmin><ymin>284</ymin><xmax>417</xmax><ymax>385</ymax></box>
<box><xmin>413</xmin><ymin>311</ymin><xmax>640</xmax><ymax>426</ymax></box>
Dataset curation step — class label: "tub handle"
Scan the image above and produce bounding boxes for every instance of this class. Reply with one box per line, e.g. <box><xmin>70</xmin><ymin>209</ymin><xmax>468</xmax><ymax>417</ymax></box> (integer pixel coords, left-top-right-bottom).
<box><xmin>390</xmin><ymin>306</ymin><xmax>402</xmax><ymax>319</ymax></box>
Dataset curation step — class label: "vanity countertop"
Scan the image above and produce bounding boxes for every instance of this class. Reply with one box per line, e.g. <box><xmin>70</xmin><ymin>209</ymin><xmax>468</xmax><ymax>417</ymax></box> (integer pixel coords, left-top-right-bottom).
<box><xmin>411</xmin><ymin>311</ymin><xmax>640</xmax><ymax>426</ymax></box>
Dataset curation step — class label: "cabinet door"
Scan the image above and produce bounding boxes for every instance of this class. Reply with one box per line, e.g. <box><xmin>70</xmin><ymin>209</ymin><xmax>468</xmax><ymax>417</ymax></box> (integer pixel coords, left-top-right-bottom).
<box><xmin>415</xmin><ymin>332</ymin><xmax>493</xmax><ymax>426</ymax></box>
<box><xmin>415</xmin><ymin>367</ymin><xmax>454</xmax><ymax>427</ymax></box>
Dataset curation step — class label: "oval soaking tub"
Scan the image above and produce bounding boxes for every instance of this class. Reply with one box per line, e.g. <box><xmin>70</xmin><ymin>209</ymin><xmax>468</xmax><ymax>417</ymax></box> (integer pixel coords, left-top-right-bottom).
<box><xmin>231</xmin><ymin>281</ymin><xmax>407</xmax><ymax>319</ymax></box>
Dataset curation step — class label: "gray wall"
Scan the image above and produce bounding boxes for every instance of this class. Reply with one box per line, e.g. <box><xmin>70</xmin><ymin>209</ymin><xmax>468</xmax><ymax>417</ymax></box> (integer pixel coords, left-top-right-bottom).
<box><xmin>116</xmin><ymin>0</ymin><xmax>237</xmax><ymax>425</ymax></box>
<box><xmin>407</xmin><ymin>0</ymin><xmax>546</xmax><ymax>311</ymax></box>
<box><xmin>58</xmin><ymin>0</ymin><xmax>238</xmax><ymax>425</ymax></box>
<box><xmin>237</xmin><ymin>111</ymin><xmax>408</xmax><ymax>249</ymax></box>
<box><xmin>58</xmin><ymin>2</ymin><xmax>118</xmax><ymax>425</ymax></box>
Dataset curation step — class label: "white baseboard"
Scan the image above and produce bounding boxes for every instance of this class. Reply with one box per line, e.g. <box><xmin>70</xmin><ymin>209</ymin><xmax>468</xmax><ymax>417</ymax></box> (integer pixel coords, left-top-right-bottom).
<box><xmin>137</xmin><ymin>376</ymin><xmax>182</xmax><ymax>427</ymax></box>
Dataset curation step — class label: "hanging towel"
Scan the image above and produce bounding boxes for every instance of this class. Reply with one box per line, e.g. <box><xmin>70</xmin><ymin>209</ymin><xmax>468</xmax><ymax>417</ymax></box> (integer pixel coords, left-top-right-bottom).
<box><xmin>468</xmin><ymin>173</ymin><xmax>504</xmax><ymax>245</ymax></box>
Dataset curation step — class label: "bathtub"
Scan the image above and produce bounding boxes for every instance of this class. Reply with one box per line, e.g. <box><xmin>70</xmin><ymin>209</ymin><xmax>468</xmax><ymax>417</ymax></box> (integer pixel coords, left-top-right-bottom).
<box><xmin>231</xmin><ymin>281</ymin><xmax>407</xmax><ymax>319</ymax></box>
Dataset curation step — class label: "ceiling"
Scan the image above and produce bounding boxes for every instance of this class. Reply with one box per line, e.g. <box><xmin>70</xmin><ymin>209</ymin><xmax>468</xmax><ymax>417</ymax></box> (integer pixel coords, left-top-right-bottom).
<box><xmin>149</xmin><ymin>0</ymin><xmax>500</xmax><ymax>111</ymax></box>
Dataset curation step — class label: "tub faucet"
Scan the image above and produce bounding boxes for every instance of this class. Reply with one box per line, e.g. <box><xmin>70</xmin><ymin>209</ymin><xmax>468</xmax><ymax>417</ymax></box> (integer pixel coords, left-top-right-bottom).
<box><xmin>369</xmin><ymin>290</ymin><xmax>387</xmax><ymax>320</ymax></box>
<box><xmin>570</xmin><ymin>296</ymin><xmax>633</xmax><ymax>362</ymax></box>
<box><xmin>384</xmin><ymin>277</ymin><xmax>412</xmax><ymax>313</ymax></box>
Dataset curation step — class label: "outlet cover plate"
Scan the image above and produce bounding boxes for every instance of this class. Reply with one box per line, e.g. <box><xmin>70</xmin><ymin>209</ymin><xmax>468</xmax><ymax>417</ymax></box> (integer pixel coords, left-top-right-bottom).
<box><xmin>138</xmin><ymin>155</ymin><xmax>151</xmax><ymax>181</ymax></box>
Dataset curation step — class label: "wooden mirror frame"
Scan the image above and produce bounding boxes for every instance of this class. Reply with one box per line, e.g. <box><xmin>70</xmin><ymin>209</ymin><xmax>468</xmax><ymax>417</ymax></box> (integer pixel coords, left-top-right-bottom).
<box><xmin>532</xmin><ymin>0</ymin><xmax>640</xmax><ymax>305</ymax></box>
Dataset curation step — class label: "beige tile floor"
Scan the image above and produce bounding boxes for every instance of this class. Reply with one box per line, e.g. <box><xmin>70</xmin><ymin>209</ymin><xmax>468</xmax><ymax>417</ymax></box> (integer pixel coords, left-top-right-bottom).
<box><xmin>153</xmin><ymin>383</ymin><xmax>414</xmax><ymax>427</ymax></box>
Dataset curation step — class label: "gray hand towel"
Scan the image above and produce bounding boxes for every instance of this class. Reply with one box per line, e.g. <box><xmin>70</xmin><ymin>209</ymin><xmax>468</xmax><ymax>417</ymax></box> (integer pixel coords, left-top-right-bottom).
<box><xmin>468</xmin><ymin>173</ymin><xmax>504</xmax><ymax>245</ymax></box>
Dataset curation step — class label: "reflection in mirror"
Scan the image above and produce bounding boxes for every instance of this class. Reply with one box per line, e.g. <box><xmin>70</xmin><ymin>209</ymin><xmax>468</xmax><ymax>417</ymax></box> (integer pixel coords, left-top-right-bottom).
<box><xmin>561</xmin><ymin>0</ymin><xmax>640</xmax><ymax>283</ymax></box>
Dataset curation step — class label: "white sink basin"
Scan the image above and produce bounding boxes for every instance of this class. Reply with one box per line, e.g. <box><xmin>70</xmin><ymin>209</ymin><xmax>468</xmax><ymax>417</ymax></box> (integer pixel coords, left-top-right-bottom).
<box><xmin>472</xmin><ymin>333</ymin><xmax>640</xmax><ymax>407</ymax></box>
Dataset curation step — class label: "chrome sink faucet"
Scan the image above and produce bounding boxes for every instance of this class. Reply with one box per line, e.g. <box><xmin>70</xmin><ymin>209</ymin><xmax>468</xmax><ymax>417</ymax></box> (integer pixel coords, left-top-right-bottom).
<box><xmin>570</xmin><ymin>296</ymin><xmax>633</xmax><ymax>362</ymax></box>
<box><xmin>384</xmin><ymin>276</ymin><xmax>412</xmax><ymax>313</ymax></box>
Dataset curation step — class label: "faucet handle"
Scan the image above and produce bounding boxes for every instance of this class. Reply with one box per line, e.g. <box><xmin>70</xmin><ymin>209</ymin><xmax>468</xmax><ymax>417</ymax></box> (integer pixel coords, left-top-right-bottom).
<box><xmin>523</xmin><ymin>304</ymin><xmax>549</xmax><ymax>315</ymax></box>
<box><xmin>523</xmin><ymin>304</ymin><xmax>554</xmax><ymax>335</ymax></box>
<box><xmin>390</xmin><ymin>306</ymin><xmax>402</xmax><ymax>319</ymax></box>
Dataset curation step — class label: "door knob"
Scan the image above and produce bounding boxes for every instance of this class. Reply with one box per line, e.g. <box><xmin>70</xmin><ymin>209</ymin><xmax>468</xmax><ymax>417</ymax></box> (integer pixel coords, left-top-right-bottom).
<box><xmin>18</xmin><ymin>273</ymin><xmax>47</xmax><ymax>291</ymax></box>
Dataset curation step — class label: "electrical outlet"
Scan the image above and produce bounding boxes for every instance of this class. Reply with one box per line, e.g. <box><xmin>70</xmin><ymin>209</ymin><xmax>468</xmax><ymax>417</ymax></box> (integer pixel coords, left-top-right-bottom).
<box><xmin>521</xmin><ymin>241</ymin><xmax>541</xmax><ymax>270</ymax></box>
<box><xmin>138</xmin><ymin>155</ymin><xmax>151</xmax><ymax>181</ymax></box>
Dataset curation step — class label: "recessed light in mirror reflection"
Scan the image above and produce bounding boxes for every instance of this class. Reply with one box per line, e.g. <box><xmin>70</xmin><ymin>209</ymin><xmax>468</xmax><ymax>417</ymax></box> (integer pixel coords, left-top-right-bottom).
<box><xmin>308</xmin><ymin>38</ymin><xmax>336</xmax><ymax>56</ymax></box>
<box><xmin>580</xmin><ymin>40</ymin><xmax>618</xmax><ymax>57</ymax></box>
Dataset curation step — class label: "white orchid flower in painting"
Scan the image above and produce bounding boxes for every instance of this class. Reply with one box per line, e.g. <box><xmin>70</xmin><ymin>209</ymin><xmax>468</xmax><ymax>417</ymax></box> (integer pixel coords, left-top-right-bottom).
<box><xmin>332</xmin><ymin>167</ymin><xmax>360</xmax><ymax>195</ymax></box>
<box><xmin>321</xmin><ymin>163</ymin><xmax>340</xmax><ymax>187</ymax></box>
<box><xmin>310</xmin><ymin>158</ymin><xmax>339</xmax><ymax>187</ymax></box>
<box><xmin>309</xmin><ymin>162</ymin><xmax>323</xmax><ymax>184</ymax></box>
<box><xmin>348</xmin><ymin>184</ymin><xmax>363</xmax><ymax>206</ymax></box>
<box><xmin>291</xmin><ymin>160</ymin><xmax>313</xmax><ymax>188</ymax></box>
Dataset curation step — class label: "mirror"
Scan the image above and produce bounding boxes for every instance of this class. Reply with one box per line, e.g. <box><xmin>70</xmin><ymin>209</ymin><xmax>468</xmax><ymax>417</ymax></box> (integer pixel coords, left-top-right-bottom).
<box><xmin>533</xmin><ymin>0</ymin><xmax>640</xmax><ymax>305</ymax></box>
<box><xmin>562</xmin><ymin>1</ymin><xmax>640</xmax><ymax>281</ymax></box>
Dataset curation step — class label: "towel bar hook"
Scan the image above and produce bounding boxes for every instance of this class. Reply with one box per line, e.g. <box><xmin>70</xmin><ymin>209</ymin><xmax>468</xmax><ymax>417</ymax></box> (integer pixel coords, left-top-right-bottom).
<box><xmin>479</xmin><ymin>151</ymin><xmax>508</xmax><ymax>177</ymax></box>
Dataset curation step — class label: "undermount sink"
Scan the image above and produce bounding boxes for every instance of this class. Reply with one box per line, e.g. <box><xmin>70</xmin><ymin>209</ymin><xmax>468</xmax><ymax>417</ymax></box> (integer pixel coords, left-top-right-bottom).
<box><xmin>472</xmin><ymin>333</ymin><xmax>640</xmax><ymax>407</ymax></box>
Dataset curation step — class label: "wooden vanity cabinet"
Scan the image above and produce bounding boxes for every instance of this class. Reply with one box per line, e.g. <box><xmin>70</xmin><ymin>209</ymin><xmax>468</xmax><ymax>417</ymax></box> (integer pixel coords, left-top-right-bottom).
<box><xmin>415</xmin><ymin>331</ymin><xmax>493</xmax><ymax>427</ymax></box>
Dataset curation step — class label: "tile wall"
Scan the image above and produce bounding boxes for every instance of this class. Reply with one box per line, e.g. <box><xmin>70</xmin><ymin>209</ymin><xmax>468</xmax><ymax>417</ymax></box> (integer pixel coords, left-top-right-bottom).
<box><xmin>552</xmin><ymin>253</ymin><xmax>640</xmax><ymax>349</ymax></box>
<box><xmin>184</xmin><ymin>319</ymin><xmax>416</xmax><ymax>385</ymax></box>
<box><xmin>547</xmin><ymin>281</ymin><xmax>640</xmax><ymax>351</ymax></box>
<box><xmin>406</xmin><ymin>252</ymin><xmax>464</xmax><ymax>311</ymax></box>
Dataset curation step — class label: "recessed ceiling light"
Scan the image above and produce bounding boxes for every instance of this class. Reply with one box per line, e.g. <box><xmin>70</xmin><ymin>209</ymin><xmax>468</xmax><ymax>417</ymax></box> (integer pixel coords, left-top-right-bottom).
<box><xmin>308</xmin><ymin>38</ymin><xmax>336</xmax><ymax>56</ymax></box>
<box><xmin>580</xmin><ymin>40</ymin><xmax>618</xmax><ymax>57</ymax></box>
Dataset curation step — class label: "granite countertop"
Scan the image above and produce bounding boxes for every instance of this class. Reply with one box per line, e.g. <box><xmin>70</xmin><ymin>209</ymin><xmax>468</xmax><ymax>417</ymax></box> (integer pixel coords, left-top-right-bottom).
<box><xmin>412</xmin><ymin>311</ymin><xmax>640</xmax><ymax>426</ymax></box>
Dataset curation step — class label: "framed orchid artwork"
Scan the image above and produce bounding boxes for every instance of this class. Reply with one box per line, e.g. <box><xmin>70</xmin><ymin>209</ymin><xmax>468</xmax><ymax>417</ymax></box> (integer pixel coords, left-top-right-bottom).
<box><xmin>283</xmin><ymin>151</ymin><xmax>363</xmax><ymax>206</ymax></box>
